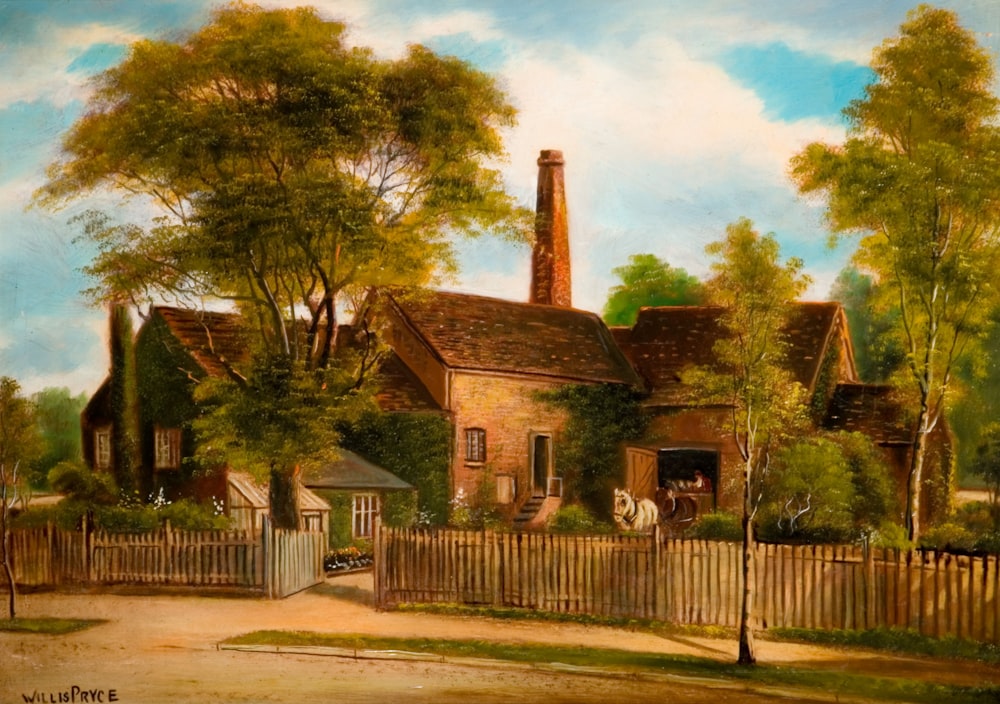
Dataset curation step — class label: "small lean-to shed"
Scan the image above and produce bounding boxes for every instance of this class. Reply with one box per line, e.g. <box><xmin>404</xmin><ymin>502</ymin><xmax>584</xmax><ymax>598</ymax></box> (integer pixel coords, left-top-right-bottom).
<box><xmin>226</xmin><ymin>472</ymin><xmax>331</xmax><ymax>535</ymax></box>
<box><xmin>300</xmin><ymin>449</ymin><xmax>415</xmax><ymax>545</ymax></box>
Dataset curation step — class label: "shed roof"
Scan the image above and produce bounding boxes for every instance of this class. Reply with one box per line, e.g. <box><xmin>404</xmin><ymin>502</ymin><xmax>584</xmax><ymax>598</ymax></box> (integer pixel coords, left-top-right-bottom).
<box><xmin>300</xmin><ymin>448</ymin><xmax>414</xmax><ymax>491</ymax></box>
<box><xmin>388</xmin><ymin>290</ymin><xmax>642</xmax><ymax>386</ymax></box>
<box><xmin>227</xmin><ymin>472</ymin><xmax>331</xmax><ymax>512</ymax></box>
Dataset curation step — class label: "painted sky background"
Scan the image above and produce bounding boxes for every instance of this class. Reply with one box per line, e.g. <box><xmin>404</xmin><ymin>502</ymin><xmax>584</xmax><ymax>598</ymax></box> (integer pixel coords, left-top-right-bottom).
<box><xmin>2</xmin><ymin>0</ymin><xmax>1000</xmax><ymax>398</ymax></box>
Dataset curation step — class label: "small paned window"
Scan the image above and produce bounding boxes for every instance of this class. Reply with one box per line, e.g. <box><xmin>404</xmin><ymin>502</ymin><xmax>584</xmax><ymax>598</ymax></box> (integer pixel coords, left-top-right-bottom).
<box><xmin>154</xmin><ymin>427</ymin><xmax>182</xmax><ymax>470</ymax></box>
<box><xmin>465</xmin><ymin>428</ymin><xmax>486</xmax><ymax>463</ymax></box>
<box><xmin>94</xmin><ymin>428</ymin><xmax>111</xmax><ymax>470</ymax></box>
<box><xmin>353</xmin><ymin>494</ymin><xmax>378</xmax><ymax>538</ymax></box>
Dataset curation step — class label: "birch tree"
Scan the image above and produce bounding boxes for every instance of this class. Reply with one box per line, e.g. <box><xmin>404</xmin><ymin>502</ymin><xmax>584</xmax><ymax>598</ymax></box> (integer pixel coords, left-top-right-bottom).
<box><xmin>792</xmin><ymin>6</ymin><xmax>1000</xmax><ymax>540</ymax></box>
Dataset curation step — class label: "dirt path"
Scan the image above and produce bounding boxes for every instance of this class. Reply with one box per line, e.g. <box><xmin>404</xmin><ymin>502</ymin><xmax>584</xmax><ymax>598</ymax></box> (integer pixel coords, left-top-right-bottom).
<box><xmin>2</xmin><ymin>572</ymin><xmax>998</xmax><ymax>702</ymax></box>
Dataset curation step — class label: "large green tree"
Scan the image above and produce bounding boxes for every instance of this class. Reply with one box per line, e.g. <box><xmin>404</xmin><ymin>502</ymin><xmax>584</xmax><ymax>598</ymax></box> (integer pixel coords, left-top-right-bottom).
<box><xmin>602</xmin><ymin>253</ymin><xmax>704</xmax><ymax>326</ymax></box>
<box><xmin>687</xmin><ymin>218</ymin><xmax>810</xmax><ymax>665</ymax></box>
<box><xmin>29</xmin><ymin>387</ymin><xmax>88</xmax><ymax>490</ymax></box>
<box><xmin>38</xmin><ymin>4</ymin><xmax>528</xmax><ymax>527</ymax></box>
<box><xmin>828</xmin><ymin>266</ymin><xmax>905</xmax><ymax>383</ymax></box>
<box><xmin>792</xmin><ymin>6</ymin><xmax>1000</xmax><ymax>541</ymax></box>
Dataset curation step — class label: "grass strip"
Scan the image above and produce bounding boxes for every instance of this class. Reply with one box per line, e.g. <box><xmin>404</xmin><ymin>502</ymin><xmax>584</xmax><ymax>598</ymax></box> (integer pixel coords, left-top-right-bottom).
<box><xmin>396</xmin><ymin>602</ymin><xmax>1000</xmax><ymax>664</ymax></box>
<box><xmin>0</xmin><ymin>617</ymin><xmax>106</xmax><ymax>635</ymax></box>
<box><xmin>223</xmin><ymin>630</ymin><xmax>1000</xmax><ymax>704</ymax></box>
<box><xmin>767</xmin><ymin>627</ymin><xmax>1000</xmax><ymax>665</ymax></box>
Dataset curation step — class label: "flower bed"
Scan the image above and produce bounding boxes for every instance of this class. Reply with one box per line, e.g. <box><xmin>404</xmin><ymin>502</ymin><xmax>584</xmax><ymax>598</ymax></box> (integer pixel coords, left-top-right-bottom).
<box><xmin>323</xmin><ymin>546</ymin><xmax>373</xmax><ymax>573</ymax></box>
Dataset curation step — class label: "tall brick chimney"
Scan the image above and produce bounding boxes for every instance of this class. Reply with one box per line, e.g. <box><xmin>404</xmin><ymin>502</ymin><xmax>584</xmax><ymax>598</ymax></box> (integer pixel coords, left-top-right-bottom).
<box><xmin>530</xmin><ymin>149</ymin><xmax>571</xmax><ymax>308</ymax></box>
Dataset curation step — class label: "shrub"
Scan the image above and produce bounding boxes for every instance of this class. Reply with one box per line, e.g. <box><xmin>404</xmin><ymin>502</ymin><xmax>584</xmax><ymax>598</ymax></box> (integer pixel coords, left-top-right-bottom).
<box><xmin>158</xmin><ymin>498</ymin><xmax>230</xmax><ymax>531</ymax></box>
<box><xmin>547</xmin><ymin>504</ymin><xmax>613</xmax><ymax>534</ymax></box>
<box><xmin>868</xmin><ymin>522</ymin><xmax>912</xmax><ymax>550</ymax></box>
<box><xmin>689</xmin><ymin>511</ymin><xmax>743</xmax><ymax>541</ymax></box>
<box><xmin>919</xmin><ymin>522</ymin><xmax>976</xmax><ymax>552</ymax></box>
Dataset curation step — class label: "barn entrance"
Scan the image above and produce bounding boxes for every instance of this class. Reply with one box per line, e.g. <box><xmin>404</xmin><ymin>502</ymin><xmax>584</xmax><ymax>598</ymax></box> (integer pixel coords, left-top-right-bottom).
<box><xmin>657</xmin><ymin>448</ymin><xmax>718</xmax><ymax>506</ymax></box>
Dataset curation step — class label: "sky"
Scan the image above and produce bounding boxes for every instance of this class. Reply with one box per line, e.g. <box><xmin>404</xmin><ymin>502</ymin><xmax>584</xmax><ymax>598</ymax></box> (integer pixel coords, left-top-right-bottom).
<box><xmin>2</xmin><ymin>0</ymin><xmax>1000</xmax><ymax>398</ymax></box>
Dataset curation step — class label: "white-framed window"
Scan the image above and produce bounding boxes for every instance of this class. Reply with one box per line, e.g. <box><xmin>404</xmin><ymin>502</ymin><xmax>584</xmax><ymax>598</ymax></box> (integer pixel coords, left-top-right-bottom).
<box><xmin>464</xmin><ymin>427</ymin><xmax>486</xmax><ymax>464</ymax></box>
<box><xmin>94</xmin><ymin>427</ymin><xmax>112</xmax><ymax>470</ymax></box>
<box><xmin>154</xmin><ymin>427</ymin><xmax>182</xmax><ymax>470</ymax></box>
<box><xmin>352</xmin><ymin>493</ymin><xmax>379</xmax><ymax>539</ymax></box>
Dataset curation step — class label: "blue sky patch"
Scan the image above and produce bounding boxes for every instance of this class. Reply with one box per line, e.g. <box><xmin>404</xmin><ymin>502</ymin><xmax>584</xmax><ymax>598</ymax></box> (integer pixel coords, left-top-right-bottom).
<box><xmin>720</xmin><ymin>43</ymin><xmax>874</xmax><ymax>123</ymax></box>
<box><xmin>67</xmin><ymin>42</ymin><xmax>128</xmax><ymax>74</ymax></box>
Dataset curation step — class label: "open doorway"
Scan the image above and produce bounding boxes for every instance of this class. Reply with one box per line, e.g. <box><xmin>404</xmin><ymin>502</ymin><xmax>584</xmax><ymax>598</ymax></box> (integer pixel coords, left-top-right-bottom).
<box><xmin>657</xmin><ymin>448</ymin><xmax>718</xmax><ymax>506</ymax></box>
<box><xmin>531</xmin><ymin>433</ymin><xmax>552</xmax><ymax>498</ymax></box>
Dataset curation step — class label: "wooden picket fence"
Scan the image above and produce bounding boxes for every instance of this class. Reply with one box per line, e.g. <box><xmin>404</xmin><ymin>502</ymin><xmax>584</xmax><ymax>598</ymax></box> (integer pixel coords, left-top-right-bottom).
<box><xmin>374</xmin><ymin>525</ymin><xmax>1000</xmax><ymax>644</ymax></box>
<box><xmin>6</xmin><ymin>517</ymin><xmax>324</xmax><ymax>598</ymax></box>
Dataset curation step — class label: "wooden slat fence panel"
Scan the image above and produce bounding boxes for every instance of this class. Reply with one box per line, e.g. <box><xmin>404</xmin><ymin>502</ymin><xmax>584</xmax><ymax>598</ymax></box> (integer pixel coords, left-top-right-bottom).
<box><xmin>375</xmin><ymin>526</ymin><xmax>1000</xmax><ymax>645</ymax></box>
<box><xmin>9</xmin><ymin>522</ymin><xmax>270</xmax><ymax>592</ymax></box>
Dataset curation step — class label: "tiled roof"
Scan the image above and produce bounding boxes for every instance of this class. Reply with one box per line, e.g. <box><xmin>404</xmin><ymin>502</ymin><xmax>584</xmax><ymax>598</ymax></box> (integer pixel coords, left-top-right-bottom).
<box><xmin>822</xmin><ymin>383</ymin><xmax>913</xmax><ymax>444</ymax></box>
<box><xmin>390</xmin><ymin>290</ymin><xmax>643</xmax><ymax>386</ymax></box>
<box><xmin>373</xmin><ymin>352</ymin><xmax>443</xmax><ymax>413</ymax></box>
<box><xmin>153</xmin><ymin>306</ymin><xmax>249</xmax><ymax>378</ymax></box>
<box><xmin>615</xmin><ymin>302</ymin><xmax>845</xmax><ymax>406</ymax></box>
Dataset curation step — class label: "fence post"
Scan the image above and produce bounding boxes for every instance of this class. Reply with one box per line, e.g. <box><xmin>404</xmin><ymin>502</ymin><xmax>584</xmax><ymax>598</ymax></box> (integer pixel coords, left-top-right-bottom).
<box><xmin>83</xmin><ymin>513</ymin><xmax>93</xmax><ymax>584</ymax></box>
<box><xmin>262</xmin><ymin>515</ymin><xmax>274</xmax><ymax>599</ymax></box>
<box><xmin>373</xmin><ymin>514</ymin><xmax>383</xmax><ymax>609</ymax></box>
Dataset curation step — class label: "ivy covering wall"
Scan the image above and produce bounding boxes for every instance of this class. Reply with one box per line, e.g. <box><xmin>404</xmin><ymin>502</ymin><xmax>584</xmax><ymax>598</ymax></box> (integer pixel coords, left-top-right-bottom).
<box><xmin>338</xmin><ymin>411</ymin><xmax>451</xmax><ymax>525</ymax></box>
<box><xmin>539</xmin><ymin>383</ymin><xmax>648</xmax><ymax>519</ymax></box>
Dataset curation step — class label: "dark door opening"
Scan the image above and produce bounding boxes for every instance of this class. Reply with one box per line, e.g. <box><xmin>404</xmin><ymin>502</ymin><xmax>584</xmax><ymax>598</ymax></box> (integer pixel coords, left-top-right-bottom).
<box><xmin>657</xmin><ymin>448</ymin><xmax>718</xmax><ymax>501</ymax></box>
<box><xmin>532</xmin><ymin>434</ymin><xmax>551</xmax><ymax>497</ymax></box>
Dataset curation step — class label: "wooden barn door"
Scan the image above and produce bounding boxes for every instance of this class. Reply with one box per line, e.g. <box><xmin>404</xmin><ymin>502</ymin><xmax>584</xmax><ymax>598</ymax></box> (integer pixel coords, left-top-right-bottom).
<box><xmin>625</xmin><ymin>447</ymin><xmax>657</xmax><ymax>501</ymax></box>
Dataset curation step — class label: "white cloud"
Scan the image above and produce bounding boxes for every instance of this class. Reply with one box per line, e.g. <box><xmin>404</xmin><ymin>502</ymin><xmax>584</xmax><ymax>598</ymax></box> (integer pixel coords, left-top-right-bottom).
<box><xmin>0</xmin><ymin>22</ymin><xmax>142</xmax><ymax>109</ymax></box>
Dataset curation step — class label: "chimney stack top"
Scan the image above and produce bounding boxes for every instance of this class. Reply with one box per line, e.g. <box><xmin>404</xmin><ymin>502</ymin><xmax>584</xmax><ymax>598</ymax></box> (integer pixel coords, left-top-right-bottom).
<box><xmin>537</xmin><ymin>149</ymin><xmax>564</xmax><ymax>166</ymax></box>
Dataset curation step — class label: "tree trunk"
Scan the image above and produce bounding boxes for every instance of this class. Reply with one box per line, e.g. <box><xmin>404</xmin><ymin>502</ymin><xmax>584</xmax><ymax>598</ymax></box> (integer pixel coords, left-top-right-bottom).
<box><xmin>269</xmin><ymin>464</ymin><xmax>302</xmax><ymax>530</ymax></box>
<box><xmin>738</xmin><ymin>458</ymin><xmax>756</xmax><ymax>666</ymax></box>
<box><xmin>905</xmin><ymin>399</ymin><xmax>931</xmax><ymax>543</ymax></box>
<box><xmin>1</xmin><ymin>501</ymin><xmax>15</xmax><ymax>619</ymax></box>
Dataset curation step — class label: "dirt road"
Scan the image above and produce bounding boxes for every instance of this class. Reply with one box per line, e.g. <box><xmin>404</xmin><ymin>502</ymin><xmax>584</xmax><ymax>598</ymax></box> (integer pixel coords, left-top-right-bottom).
<box><xmin>2</xmin><ymin>572</ymin><xmax>997</xmax><ymax>703</ymax></box>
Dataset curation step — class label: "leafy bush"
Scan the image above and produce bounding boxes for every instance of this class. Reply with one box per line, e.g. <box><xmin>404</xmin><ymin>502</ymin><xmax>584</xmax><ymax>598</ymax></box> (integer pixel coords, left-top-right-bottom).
<box><xmin>919</xmin><ymin>522</ymin><xmax>977</xmax><ymax>552</ymax></box>
<box><xmin>547</xmin><ymin>504</ymin><xmax>613</xmax><ymax>534</ymax></box>
<box><xmin>47</xmin><ymin>461</ymin><xmax>116</xmax><ymax>504</ymax></box>
<box><xmin>921</xmin><ymin>501</ymin><xmax>1000</xmax><ymax>553</ymax></box>
<box><xmin>158</xmin><ymin>498</ymin><xmax>230</xmax><ymax>531</ymax></box>
<box><xmin>868</xmin><ymin>522</ymin><xmax>912</xmax><ymax>550</ymax></box>
<box><xmin>449</xmin><ymin>483</ymin><xmax>502</xmax><ymax>530</ymax></box>
<box><xmin>689</xmin><ymin>511</ymin><xmax>743</xmax><ymax>541</ymax></box>
<box><xmin>93</xmin><ymin>504</ymin><xmax>160</xmax><ymax>533</ymax></box>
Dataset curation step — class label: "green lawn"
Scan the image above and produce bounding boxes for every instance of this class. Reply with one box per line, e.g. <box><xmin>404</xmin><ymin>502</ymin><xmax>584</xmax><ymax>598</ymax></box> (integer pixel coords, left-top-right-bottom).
<box><xmin>223</xmin><ymin>631</ymin><xmax>1000</xmax><ymax>704</ymax></box>
<box><xmin>0</xmin><ymin>617</ymin><xmax>106</xmax><ymax>635</ymax></box>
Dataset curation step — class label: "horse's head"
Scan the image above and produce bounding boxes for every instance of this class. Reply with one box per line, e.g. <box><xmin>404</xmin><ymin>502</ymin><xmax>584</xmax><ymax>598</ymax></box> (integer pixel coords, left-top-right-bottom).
<box><xmin>613</xmin><ymin>488</ymin><xmax>632</xmax><ymax>518</ymax></box>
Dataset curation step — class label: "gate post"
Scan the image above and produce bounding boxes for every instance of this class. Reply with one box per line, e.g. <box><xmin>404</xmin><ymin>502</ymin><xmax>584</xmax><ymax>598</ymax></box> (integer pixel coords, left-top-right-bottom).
<box><xmin>373</xmin><ymin>515</ymin><xmax>383</xmax><ymax>609</ymax></box>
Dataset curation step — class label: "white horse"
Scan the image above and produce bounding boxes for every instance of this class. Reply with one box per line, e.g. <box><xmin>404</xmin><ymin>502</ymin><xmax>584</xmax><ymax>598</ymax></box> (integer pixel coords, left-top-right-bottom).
<box><xmin>613</xmin><ymin>488</ymin><xmax>659</xmax><ymax>533</ymax></box>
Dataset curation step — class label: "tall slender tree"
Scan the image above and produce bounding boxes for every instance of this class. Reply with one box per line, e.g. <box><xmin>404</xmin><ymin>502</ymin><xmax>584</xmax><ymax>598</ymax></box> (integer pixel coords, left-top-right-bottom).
<box><xmin>792</xmin><ymin>6</ymin><xmax>1000</xmax><ymax>540</ymax></box>
<box><xmin>38</xmin><ymin>4</ymin><xmax>529</xmax><ymax>526</ymax></box>
<box><xmin>0</xmin><ymin>378</ymin><xmax>43</xmax><ymax>618</ymax></box>
<box><xmin>687</xmin><ymin>218</ymin><xmax>810</xmax><ymax>665</ymax></box>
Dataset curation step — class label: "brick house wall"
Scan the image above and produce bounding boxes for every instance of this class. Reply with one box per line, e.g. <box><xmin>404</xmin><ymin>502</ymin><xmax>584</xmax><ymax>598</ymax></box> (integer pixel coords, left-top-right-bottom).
<box><xmin>448</xmin><ymin>370</ymin><xmax>571</xmax><ymax>512</ymax></box>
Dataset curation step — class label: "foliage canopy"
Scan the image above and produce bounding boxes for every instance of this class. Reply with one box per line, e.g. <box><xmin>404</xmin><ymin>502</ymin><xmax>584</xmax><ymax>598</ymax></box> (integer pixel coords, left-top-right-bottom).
<box><xmin>791</xmin><ymin>6</ymin><xmax>1000</xmax><ymax>540</ymax></box>
<box><xmin>602</xmin><ymin>254</ymin><xmax>704</xmax><ymax>326</ymax></box>
<box><xmin>689</xmin><ymin>217</ymin><xmax>810</xmax><ymax>665</ymax></box>
<box><xmin>38</xmin><ymin>3</ymin><xmax>529</xmax><ymax>524</ymax></box>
